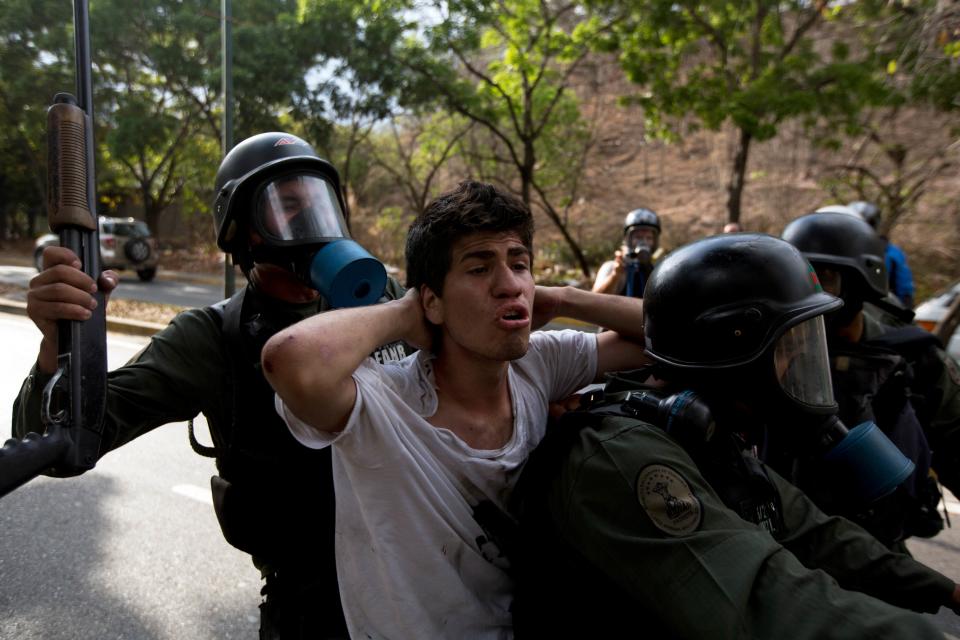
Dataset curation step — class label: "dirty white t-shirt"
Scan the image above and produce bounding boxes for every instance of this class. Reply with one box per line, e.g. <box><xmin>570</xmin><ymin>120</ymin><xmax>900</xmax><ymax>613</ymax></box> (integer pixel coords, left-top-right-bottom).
<box><xmin>276</xmin><ymin>330</ymin><xmax>597</xmax><ymax>639</ymax></box>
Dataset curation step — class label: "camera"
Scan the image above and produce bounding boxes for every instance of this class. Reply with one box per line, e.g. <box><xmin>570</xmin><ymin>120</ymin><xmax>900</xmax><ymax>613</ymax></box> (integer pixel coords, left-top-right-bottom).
<box><xmin>624</xmin><ymin>244</ymin><xmax>652</xmax><ymax>264</ymax></box>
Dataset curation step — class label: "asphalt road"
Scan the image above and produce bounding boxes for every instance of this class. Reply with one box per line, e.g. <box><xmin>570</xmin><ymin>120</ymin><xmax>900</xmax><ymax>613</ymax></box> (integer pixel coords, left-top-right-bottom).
<box><xmin>0</xmin><ymin>314</ymin><xmax>260</xmax><ymax>640</ymax></box>
<box><xmin>0</xmin><ymin>265</ymin><xmax>226</xmax><ymax>308</ymax></box>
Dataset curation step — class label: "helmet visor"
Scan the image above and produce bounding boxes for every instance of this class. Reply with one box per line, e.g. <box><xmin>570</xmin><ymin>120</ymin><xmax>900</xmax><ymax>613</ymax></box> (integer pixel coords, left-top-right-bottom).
<box><xmin>773</xmin><ymin>316</ymin><xmax>834</xmax><ymax>409</ymax></box>
<box><xmin>254</xmin><ymin>173</ymin><xmax>348</xmax><ymax>244</ymax></box>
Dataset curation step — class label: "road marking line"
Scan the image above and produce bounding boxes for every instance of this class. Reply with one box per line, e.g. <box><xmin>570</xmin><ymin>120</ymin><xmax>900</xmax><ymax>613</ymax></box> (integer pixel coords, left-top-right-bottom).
<box><xmin>945</xmin><ymin>500</ymin><xmax>960</xmax><ymax>516</ymax></box>
<box><xmin>172</xmin><ymin>483</ymin><xmax>213</xmax><ymax>505</ymax></box>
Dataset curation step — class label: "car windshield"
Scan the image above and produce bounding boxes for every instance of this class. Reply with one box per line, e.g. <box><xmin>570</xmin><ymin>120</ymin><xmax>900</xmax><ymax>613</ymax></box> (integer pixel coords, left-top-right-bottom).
<box><xmin>103</xmin><ymin>221</ymin><xmax>150</xmax><ymax>237</ymax></box>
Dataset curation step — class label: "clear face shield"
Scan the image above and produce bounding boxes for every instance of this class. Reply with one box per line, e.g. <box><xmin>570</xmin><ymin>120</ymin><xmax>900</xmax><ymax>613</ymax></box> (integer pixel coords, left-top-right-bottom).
<box><xmin>773</xmin><ymin>315</ymin><xmax>915</xmax><ymax>507</ymax></box>
<box><xmin>253</xmin><ymin>173</ymin><xmax>349</xmax><ymax>245</ymax></box>
<box><xmin>249</xmin><ymin>172</ymin><xmax>387</xmax><ymax>308</ymax></box>
<box><xmin>773</xmin><ymin>315</ymin><xmax>835</xmax><ymax>410</ymax></box>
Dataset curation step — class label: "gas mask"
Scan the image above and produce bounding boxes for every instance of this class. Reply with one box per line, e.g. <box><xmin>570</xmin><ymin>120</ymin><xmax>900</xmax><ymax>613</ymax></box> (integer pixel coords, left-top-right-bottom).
<box><xmin>766</xmin><ymin>316</ymin><xmax>914</xmax><ymax>505</ymax></box>
<box><xmin>624</xmin><ymin>227</ymin><xmax>656</xmax><ymax>265</ymax></box>
<box><xmin>248</xmin><ymin>172</ymin><xmax>386</xmax><ymax>308</ymax></box>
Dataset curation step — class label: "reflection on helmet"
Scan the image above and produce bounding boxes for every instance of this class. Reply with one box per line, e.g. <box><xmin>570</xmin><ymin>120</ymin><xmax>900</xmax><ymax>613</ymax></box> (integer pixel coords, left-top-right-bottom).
<box><xmin>623</xmin><ymin>208</ymin><xmax>660</xmax><ymax>233</ymax></box>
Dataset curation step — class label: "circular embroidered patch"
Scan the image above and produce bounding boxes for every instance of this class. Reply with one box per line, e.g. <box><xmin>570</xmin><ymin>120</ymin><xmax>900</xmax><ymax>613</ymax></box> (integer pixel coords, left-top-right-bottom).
<box><xmin>944</xmin><ymin>354</ymin><xmax>960</xmax><ymax>387</ymax></box>
<box><xmin>636</xmin><ymin>464</ymin><xmax>702</xmax><ymax>536</ymax></box>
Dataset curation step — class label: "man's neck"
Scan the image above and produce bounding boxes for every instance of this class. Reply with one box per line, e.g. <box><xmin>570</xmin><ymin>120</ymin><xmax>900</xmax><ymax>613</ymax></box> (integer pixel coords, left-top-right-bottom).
<box><xmin>429</xmin><ymin>347</ymin><xmax>514</xmax><ymax>450</ymax></box>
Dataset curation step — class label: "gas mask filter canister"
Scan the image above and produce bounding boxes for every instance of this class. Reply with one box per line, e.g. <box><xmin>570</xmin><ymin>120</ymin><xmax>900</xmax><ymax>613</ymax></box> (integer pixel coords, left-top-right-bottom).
<box><xmin>309</xmin><ymin>239</ymin><xmax>387</xmax><ymax>308</ymax></box>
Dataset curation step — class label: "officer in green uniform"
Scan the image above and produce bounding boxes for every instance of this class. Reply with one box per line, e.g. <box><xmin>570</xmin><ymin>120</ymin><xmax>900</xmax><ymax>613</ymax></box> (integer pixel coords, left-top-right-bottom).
<box><xmin>511</xmin><ymin>234</ymin><xmax>959</xmax><ymax>638</ymax></box>
<box><xmin>783</xmin><ymin>210</ymin><xmax>960</xmax><ymax>508</ymax></box>
<box><xmin>14</xmin><ymin>132</ymin><xmax>406</xmax><ymax>639</ymax></box>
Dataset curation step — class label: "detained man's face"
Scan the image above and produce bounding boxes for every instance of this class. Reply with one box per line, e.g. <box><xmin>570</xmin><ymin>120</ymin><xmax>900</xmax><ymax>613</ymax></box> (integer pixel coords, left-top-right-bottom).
<box><xmin>424</xmin><ymin>230</ymin><xmax>535</xmax><ymax>363</ymax></box>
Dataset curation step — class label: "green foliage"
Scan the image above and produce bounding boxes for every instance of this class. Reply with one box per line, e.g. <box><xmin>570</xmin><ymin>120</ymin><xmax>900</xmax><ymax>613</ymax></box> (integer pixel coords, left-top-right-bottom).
<box><xmin>368</xmin><ymin>0</ymin><xmax>611</xmax><ymax>275</ymax></box>
<box><xmin>605</xmin><ymin>0</ymin><xmax>859</xmax><ymax>140</ymax></box>
<box><xmin>812</xmin><ymin>0</ymin><xmax>960</xmax><ymax>232</ymax></box>
<box><xmin>0</xmin><ymin>0</ymin><xmax>75</xmax><ymax>236</ymax></box>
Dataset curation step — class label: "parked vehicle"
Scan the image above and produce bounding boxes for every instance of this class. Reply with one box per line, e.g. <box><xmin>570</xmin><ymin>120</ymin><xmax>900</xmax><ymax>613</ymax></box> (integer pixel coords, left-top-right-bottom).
<box><xmin>34</xmin><ymin>216</ymin><xmax>159</xmax><ymax>282</ymax></box>
<box><xmin>914</xmin><ymin>281</ymin><xmax>960</xmax><ymax>361</ymax></box>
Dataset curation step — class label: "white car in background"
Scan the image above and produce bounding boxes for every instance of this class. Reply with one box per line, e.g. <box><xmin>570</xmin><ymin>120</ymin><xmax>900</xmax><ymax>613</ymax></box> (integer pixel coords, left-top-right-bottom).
<box><xmin>913</xmin><ymin>281</ymin><xmax>960</xmax><ymax>361</ymax></box>
<box><xmin>34</xmin><ymin>216</ymin><xmax>159</xmax><ymax>282</ymax></box>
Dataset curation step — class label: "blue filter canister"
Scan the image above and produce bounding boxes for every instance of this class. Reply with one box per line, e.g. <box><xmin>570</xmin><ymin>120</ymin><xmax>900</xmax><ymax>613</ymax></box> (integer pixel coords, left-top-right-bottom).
<box><xmin>309</xmin><ymin>239</ymin><xmax>387</xmax><ymax>308</ymax></box>
<box><xmin>822</xmin><ymin>421</ymin><xmax>915</xmax><ymax>505</ymax></box>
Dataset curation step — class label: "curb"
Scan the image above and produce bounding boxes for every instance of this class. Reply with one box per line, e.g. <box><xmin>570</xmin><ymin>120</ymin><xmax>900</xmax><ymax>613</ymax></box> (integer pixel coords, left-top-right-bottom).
<box><xmin>0</xmin><ymin>297</ymin><xmax>166</xmax><ymax>337</ymax></box>
<box><xmin>154</xmin><ymin>268</ymin><xmax>236</xmax><ymax>286</ymax></box>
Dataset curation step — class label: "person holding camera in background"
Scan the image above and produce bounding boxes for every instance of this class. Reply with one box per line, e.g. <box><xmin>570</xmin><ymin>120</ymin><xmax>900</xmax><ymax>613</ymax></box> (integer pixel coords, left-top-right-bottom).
<box><xmin>592</xmin><ymin>208</ymin><xmax>662</xmax><ymax>298</ymax></box>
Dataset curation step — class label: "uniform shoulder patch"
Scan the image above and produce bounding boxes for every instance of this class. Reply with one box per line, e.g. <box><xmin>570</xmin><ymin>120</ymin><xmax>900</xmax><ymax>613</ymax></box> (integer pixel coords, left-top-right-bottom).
<box><xmin>636</xmin><ymin>464</ymin><xmax>702</xmax><ymax>536</ymax></box>
<box><xmin>943</xmin><ymin>352</ymin><xmax>960</xmax><ymax>387</ymax></box>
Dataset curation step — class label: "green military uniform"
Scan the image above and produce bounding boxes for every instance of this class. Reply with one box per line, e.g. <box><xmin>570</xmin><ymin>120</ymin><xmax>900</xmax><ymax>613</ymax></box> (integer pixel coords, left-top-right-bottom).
<box><xmin>512</xmin><ymin>416</ymin><xmax>951</xmax><ymax>639</ymax></box>
<box><xmin>12</xmin><ymin>279</ymin><xmax>409</xmax><ymax>638</ymax></box>
<box><xmin>863</xmin><ymin>307</ymin><xmax>960</xmax><ymax>496</ymax></box>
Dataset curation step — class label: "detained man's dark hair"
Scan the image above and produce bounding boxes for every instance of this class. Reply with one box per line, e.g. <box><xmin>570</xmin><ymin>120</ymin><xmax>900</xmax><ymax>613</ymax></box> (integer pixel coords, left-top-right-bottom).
<box><xmin>405</xmin><ymin>180</ymin><xmax>534</xmax><ymax>295</ymax></box>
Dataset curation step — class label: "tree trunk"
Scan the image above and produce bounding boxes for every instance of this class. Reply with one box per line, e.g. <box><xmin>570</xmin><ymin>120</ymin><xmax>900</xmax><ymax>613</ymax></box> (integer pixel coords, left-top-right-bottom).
<box><xmin>726</xmin><ymin>128</ymin><xmax>753</xmax><ymax>224</ymax></box>
<box><xmin>531</xmin><ymin>180</ymin><xmax>592</xmax><ymax>279</ymax></box>
<box><xmin>143</xmin><ymin>185</ymin><xmax>162</xmax><ymax>240</ymax></box>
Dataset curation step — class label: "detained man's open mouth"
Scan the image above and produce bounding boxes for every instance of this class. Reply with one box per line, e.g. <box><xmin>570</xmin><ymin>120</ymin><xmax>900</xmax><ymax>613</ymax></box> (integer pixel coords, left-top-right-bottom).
<box><xmin>496</xmin><ymin>303</ymin><xmax>530</xmax><ymax>330</ymax></box>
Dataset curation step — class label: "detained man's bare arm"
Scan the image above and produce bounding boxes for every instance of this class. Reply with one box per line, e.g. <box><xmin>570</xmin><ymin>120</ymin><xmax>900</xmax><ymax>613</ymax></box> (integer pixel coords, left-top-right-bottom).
<box><xmin>262</xmin><ymin>288</ymin><xmax>431</xmax><ymax>433</ymax></box>
<box><xmin>532</xmin><ymin>285</ymin><xmax>649</xmax><ymax>379</ymax></box>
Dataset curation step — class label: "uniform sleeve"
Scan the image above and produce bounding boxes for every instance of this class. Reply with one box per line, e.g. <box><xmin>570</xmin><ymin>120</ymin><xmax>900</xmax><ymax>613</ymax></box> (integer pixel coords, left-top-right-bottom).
<box><xmin>551</xmin><ymin>424</ymin><xmax>943</xmax><ymax>639</ymax></box>
<box><xmin>769</xmin><ymin>466</ymin><xmax>955</xmax><ymax>613</ymax></box>
<box><xmin>11</xmin><ymin>364</ymin><xmax>53</xmax><ymax>439</ymax></box>
<box><xmin>928</xmin><ymin>349</ymin><xmax>960</xmax><ymax>496</ymax></box>
<box><xmin>12</xmin><ymin>308</ymin><xmax>226</xmax><ymax>459</ymax></box>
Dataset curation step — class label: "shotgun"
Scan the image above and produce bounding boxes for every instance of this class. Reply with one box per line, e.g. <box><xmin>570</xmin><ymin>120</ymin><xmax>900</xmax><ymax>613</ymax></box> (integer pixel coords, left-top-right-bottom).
<box><xmin>0</xmin><ymin>0</ymin><xmax>107</xmax><ymax>497</ymax></box>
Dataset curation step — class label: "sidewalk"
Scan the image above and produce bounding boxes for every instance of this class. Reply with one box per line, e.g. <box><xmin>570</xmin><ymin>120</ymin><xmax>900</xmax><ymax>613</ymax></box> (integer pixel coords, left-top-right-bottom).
<box><xmin>0</xmin><ymin>295</ymin><xmax>167</xmax><ymax>336</ymax></box>
<box><xmin>0</xmin><ymin>252</ymin><xmax>233</xmax><ymax>336</ymax></box>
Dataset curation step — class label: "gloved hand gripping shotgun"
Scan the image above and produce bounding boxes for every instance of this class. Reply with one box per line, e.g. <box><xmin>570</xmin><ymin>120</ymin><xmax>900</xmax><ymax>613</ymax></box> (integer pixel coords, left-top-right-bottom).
<box><xmin>0</xmin><ymin>0</ymin><xmax>106</xmax><ymax>498</ymax></box>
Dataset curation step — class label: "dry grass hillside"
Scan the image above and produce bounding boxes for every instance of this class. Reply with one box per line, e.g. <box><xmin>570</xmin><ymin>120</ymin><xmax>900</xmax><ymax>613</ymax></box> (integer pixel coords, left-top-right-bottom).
<box><xmin>365</xmin><ymin>54</ymin><xmax>960</xmax><ymax>300</ymax></box>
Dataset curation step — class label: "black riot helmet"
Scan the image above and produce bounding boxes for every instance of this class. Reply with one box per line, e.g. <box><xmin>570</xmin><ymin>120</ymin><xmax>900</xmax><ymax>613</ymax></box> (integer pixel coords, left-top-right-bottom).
<box><xmin>213</xmin><ymin>132</ymin><xmax>349</xmax><ymax>265</ymax></box>
<box><xmin>847</xmin><ymin>201</ymin><xmax>881</xmax><ymax>230</ymax></box>
<box><xmin>644</xmin><ymin>234</ymin><xmax>841</xmax><ymax>414</ymax></box>
<box><xmin>782</xmin><ymin>211</ymin><xmax>888</xmax><ymax>302</ymax></box>
<box><xmin>623</xmin><ymin>208</ymin><xmax>660</xmax><ymax>235</ymax></box>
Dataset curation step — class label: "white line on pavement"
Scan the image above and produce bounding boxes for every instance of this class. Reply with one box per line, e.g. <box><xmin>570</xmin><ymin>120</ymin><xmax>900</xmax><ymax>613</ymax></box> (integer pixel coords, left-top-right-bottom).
<box><xmin>172</xmin><ymin>483</ymin><xmax>213</xmax><ymax>505</ymax></box>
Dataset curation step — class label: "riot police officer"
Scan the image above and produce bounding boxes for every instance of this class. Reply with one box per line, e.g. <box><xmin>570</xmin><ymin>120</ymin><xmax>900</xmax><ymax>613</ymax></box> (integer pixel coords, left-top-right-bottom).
<box><xmin>15</xmin><ymin>132</ymin><xmax>406</xmax><ymax>638</ymax></box>
<box><xmin>592</xmin><ymin>208</ymin><xmax>662</xmax><ymax>298</ymax></box>
<box><xmin>848</xmin><ymin>200</ymin><xmax>916</xmax><ymax>309</ymax></box>
<box><xmin>511</xmin><ymin>234</ymin><xmax>959</xmax><ymax>638</ymax></box>
<box><xmin>783</xmin><ymin>210</ymin><xmax>958</xmax><ymax>532</ymax></box>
